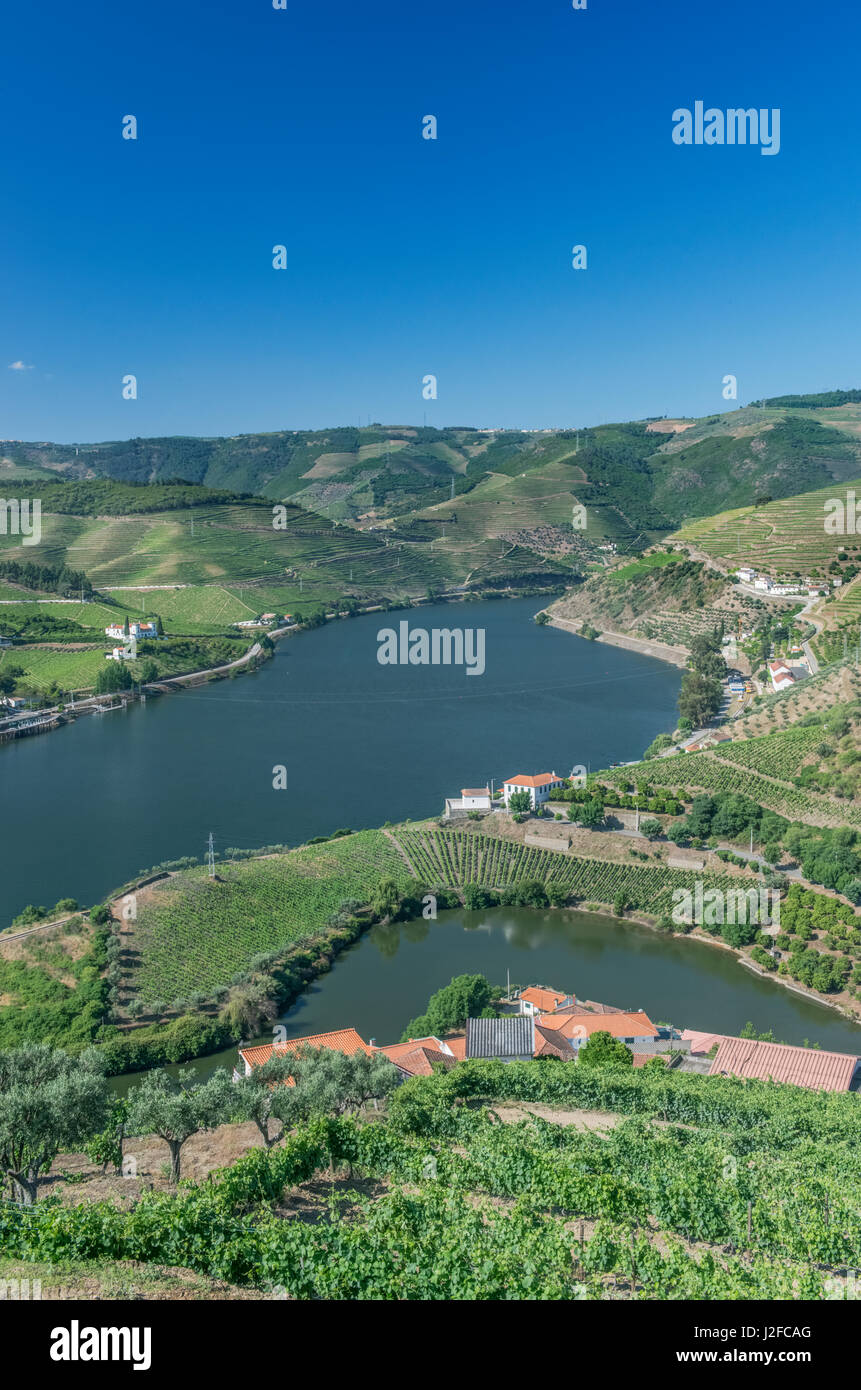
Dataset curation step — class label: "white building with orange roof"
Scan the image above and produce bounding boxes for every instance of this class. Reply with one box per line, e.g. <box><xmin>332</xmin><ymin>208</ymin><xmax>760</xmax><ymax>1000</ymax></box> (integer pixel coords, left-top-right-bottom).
<box><xmin>517</xmin><ymin>985</ymin><xmax>574</xmax><ymax>1016</ymax></box>
<box><xmin>502</xmin><ymin>771</ymin><xmax>564</xmax><ymax>809</ymax></box>
<box><xmin>536</xmin><ymin>1009</ymin><xmax>659</xmax><ymax>1055</ymax></box>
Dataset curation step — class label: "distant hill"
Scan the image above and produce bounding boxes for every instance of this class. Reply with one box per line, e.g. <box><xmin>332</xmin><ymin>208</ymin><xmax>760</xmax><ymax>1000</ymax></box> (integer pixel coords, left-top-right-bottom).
<box><xmin>6</xmin><ymin>395</ymin><xmax>861</xmax><ymax>553</ymax></box>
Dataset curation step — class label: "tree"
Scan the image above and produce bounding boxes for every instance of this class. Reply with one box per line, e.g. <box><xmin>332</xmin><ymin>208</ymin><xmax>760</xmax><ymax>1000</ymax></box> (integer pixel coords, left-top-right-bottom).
<box><xmin>95</xmin><ymin>662</ymin><xmax>133</xmax><ymax>694</ymax></box>
<box><xmin>155</xmin><ymin>615</ymin><xmax>164</xmax><ymax>636</ymax></box>
<box><xmin>640</xmin><ymin>818</ymin><xmax>663</xmax><ymax>839</ymax></box>
<box><xmin>135</xmin><ymin>658</ymin><xmax>159</xmax><ymax>684</ymax></box>
<box><xmin>288</xmin><ymin>1045</ymin><xmax>400</xmax><ymax>1119</ymax></box>
<box><xmin>233</xmin><ymin>1052</ymin><xmax>306</xmax><ymax>1146</ymax></box>
<box><xmin>402</xmin><ymin>973</ymin><xmax>494</xmax><ymax>1041</ymax></box>
<box><xmin>678</xmin><ymin>670</ymin><xmax>723</xmax><ymax>727</ymax></box>
<box><xmin>123</xmin><ymin>615</ymin><xmax>130</xmax><ymax>638</ymax></box>
<box><xmin>613</xmin><ymin>890</ymin><xmax>630</xmax><ymax>917</ymax></box>
<box><xmin>126</xmin><ymin>1067</ymin><xmax>235</xmax><ymax>1183</ymax></box>
<box><xmin>371</xmin><ymin>877</ymin><xmax>402</xmax><ymax>921</ymax></box>
<box><xmin>0</xmin><ymin>1044</ymin><xmax>110</xmax><ymax>1204</ymax></box>
<box><xmin>85</xmin><ymin>1097</ymin><xmax>129</xmax><ymax>1174</ymax></box>
<box><xmin>507</xmin><ymin>790</ymin><xmax>532</xmax><ymax>814</ymax></box>
<box><xmin>578</xmin><ymin>1031</ymin><xmax>633</xmax><ymax>1068</ymax></box>
<box><xmin>574</xmin><ymin>797</ymin><xmax>604</xmax><ymax>828</ymax></box>
<box><xmin>534</xmin><ymin>611</ymin><xmax>550</xmax><ymax>626</ymax></box>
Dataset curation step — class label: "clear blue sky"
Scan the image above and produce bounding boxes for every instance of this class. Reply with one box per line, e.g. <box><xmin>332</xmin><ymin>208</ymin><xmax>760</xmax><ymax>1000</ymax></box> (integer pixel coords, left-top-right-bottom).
<box><xmin>2</xmin><ymin>0</ymin><xmax>859</xmax><ymax>441</ymax></box>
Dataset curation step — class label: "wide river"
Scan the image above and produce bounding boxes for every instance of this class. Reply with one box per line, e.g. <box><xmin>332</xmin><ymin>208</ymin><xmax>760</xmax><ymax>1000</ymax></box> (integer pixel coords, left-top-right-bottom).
<box><xmin>6</xmin><ymin>596</ymin><xmax>861</xmax><ymax>1074</ymax></box>
<box><xmin>115</xmin><ymin>905</ymin><xmax>861</xmax><ymax>1091</ymax></box>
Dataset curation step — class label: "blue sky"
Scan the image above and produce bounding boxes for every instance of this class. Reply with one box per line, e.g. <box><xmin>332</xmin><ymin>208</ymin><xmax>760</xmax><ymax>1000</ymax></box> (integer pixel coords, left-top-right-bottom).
<box><xmin>2</xmin><ymin>0</ymin><xmax>859</xmax><ymax>441</ymax></box>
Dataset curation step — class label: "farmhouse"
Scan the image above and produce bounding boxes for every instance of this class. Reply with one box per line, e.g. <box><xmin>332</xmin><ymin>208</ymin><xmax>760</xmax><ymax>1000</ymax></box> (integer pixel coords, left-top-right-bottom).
<box><xmin>536</xmin><ymin>1009</ymin><xmax>659</xmax><ymax>1055</ymax></box>
<box><xmin>767</xmin><ymin>660</ymin><xmax>795</xmax><ymax>692</ymax></box>
<box><xmin>502</xmin><ymin>771</ymin><xmax>564</xmax><ymax>809</ymax></box>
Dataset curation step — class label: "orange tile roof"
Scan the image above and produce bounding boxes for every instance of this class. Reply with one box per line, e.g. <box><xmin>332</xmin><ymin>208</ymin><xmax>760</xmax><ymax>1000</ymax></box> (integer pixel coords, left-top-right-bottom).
<box><xmin>382</xmin><ymin>1044</ymin><xmax>456</xmax><ymax>1077</ymax></box>
<box><xmin>520</xmin><ymin>986</ymin><xmax>571</xmax><ymax>1013</ymax></box>
<box><xmin>442</xmin><ymin>1031</ymin><xmax>467</xmax><ymax>1060</ymax></box>
<box><xmin>503</xmin><ymin>773</ymin><xmax>561</xmax><ymax>788</ymax></box>
<box><xmin>461</xmin><ymin>787</ymin><xmax>490</xmax><ymax>796</ymax></box>
<box><xmin>537</xmin><ymin>1010</ymin><xmax>658</xmax><ymax>1041</ymax></box>
<box><xmin>709</xmin><ymin>1037</ymin><xmax>859</xmax><ymax>1092</ymax></box>
<box><xmin>375</xmin><ymin>1036</ymin><xmax>445</xmax><ymax>1062</ymax></box>
<box><xmin>239</xmin><ymin>1027</ymin><xmax>372</xmax><ymax>1071</ymax></box>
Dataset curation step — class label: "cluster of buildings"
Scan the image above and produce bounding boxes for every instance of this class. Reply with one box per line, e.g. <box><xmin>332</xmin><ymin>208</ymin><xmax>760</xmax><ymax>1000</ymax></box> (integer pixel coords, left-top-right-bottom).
<box><xmin>233</xmin><ymin>613</ymin><xmax>294</xmax><ymax>630</ymax></box>
<box><xmin>235</xmin><ymin>983</ymin><xmax>861</xmax><ymax>1094</ymax></box>
<box><xmin>444</xmin><ymin>771</ymin><xmax>566</xmax><ymax>818</ymax></box>
<box><xmin>734</xmin><ymin>567</ymin><xmax>827</xmax><ymax>599</ymax></box>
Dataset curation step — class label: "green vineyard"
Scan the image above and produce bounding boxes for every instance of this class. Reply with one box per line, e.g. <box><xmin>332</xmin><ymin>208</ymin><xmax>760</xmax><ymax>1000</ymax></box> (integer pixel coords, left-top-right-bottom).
<box><xmin>130</xmin><ymin>830</ymin><xmax>413</xmax><ymax>1003</ymax></box>
<box><xmin>713</xmin><ymin>726</ymin><xmax>824</xmax><ymax>780</ymax></box>
<box><xmin>393</xmin><ymin>828</ymin><xmax>735</xmax><ymax>916</ymax></box>
<box><xmin>602</xmin><ymin>752</ymin><xmax>861</xmax><ymax>829</ymax></box>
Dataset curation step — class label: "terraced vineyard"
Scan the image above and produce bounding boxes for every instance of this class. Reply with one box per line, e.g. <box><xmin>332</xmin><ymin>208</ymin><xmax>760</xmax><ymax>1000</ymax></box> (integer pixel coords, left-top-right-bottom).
<box><xmin>393</xmin><ymin>828</ymin><xmax>735</xmax><ymax>915</ymax></box>
<box><xmin>717</xmin><ymin>726</ymin><xmax>824</xmax><ymax>779</ymax></box>
<box><xmin>603</xmin><ymin>752</ymin><xmax>861</xmax><ymax>828</ymax></box>
<box><xmin>129</xmin><ymin>831</ymin><xmax>413</xmax><ymax>1003</ymax></box>
<box><xmin>671</xmin><ymin>477</ymin><xmax>861</xmax><ymax>577</ymax></box>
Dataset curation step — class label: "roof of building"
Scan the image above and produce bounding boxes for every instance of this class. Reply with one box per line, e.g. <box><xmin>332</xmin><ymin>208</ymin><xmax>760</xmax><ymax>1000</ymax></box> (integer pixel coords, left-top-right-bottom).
<box><xmin>709</xmin><ymin>1037</ymin><xmax>859</xmax><ymax>1092</ymax></box>
<box><xmin>533</xmin><ymin>1024</ymin><xmax>575</xmax><ymax>1059</ymax></box>
<box><xmin>384</xmin><ymin>1044</ymin><xmax>456</xmax><ymax>1077</ymax></box>
<box><xmin>519</xmin><ymin>986</ymin><xmax>571</xmax><ymax>1013</ymax></box>
<box><xmin>632</xmin><ymin>1052</ymin><xmax>667</xmax><ymax>1069</ymax></box>
<box><xmin>466</xmin><ymin>1015</ymin><xmax>535</xmax><ymax>1058</ymax></box>
<box><xmin>461</xmin><ymin>787</ymin><xmax>490</xmax><ymax>796</ymax></box>
<box><xmin>442</xmin><ymin>1031</ymin><xmax>467</xmax><ymax>1060</ymax></box>
<box><xmin>503</xmin><ymin>773</ymin><xmax>560</xmax><ymax>788</ymax></box>
<box><xmin>239</xmin><ymin>1027</ymin><xmax>372</xmax><ymax>1071</ymax></box>
<box><xmin>681</xmin><ymin>1029</ymin><xmax>725</xmax><ymax>1054</ymax></box>
<box><xmin>537</xmin><ymin>1010</ymin><xmax>658</xmax><ymax>1041</ymax></box>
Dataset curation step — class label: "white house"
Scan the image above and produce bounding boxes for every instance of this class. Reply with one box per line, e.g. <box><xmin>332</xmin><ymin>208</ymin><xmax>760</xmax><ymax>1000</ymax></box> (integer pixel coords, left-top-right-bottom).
<box><xmin>753</xmin><ymin>577</ymin><xmax>772</xmax><ymax>592</ymax></box>
<box><xmin>767</xmin><ymin>660</ymin><xmax>794</xmax><ymax>692</ymax></box>
<box><xmin>502</xmin><ymin>772</ymin><xmax>564</xmax><ymax>809</ymax></box>
<box><xmin>736</xmin><ymin>567</ymin><xmax>755</xmax><ymax>583</ymax></box>
<box><xmin>106</xmin><ymin>644</ymin><xmax>136</xmax><ymax>662</ymax></box>
<box><xmin>105</xmin><ymin>620</ymin><xmax>157</xmax><ymax>641</ymax></box>
<box><xmin>444</xmin><ymin>786</ymin><xmax>492</xmax><ymax>817</ymax></box>
<box><xmin>536</xmin><ymin>1009</ymin><xmax>659</xmax><ymax>1055</ymax></box>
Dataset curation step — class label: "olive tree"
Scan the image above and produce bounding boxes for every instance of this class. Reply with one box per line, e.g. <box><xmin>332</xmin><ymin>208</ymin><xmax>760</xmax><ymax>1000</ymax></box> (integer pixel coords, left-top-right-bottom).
<box><xmin>0</xmin><ymin>1044</ymin><xmax>111</xmax><ymax>1204</ymax></box>
<box><xmin>126</xmin><ymin>1066</ymin><xmax>235</xmax><ymax>1183</ymax></box>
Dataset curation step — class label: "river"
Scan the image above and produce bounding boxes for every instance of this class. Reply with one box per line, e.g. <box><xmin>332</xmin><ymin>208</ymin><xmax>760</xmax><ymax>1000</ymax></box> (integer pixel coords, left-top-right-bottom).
<box><xmin>111</xmin><ymin>905</ymin><xmax>861</xmax><ymax>1091</ymax></box>
<box><xmin>0</xmin><ymin>598</ymin><xmax>681</xmax><ymax>924</ymax></box>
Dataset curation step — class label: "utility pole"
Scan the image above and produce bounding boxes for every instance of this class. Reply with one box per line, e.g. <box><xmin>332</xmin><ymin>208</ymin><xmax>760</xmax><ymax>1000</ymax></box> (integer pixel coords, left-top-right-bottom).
<box><xmin>207</xmin><ymin>832</ymin><xmax>216</xmax><ymax>879</ymax></box>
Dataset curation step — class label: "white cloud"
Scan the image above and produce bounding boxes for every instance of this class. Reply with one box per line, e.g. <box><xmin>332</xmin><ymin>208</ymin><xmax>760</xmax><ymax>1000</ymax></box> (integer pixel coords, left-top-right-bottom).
<box><xmin>7</xmin><ymin>360</ymin><xmax>34</xmax><ymax>371</ymax></box>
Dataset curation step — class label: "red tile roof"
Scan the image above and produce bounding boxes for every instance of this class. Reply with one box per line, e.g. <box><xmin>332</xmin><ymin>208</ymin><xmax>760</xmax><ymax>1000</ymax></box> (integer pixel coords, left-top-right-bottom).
<box><xmin>503</xmin><ymin>773</ymin><xmax>561</xmax><ymax>788</ymax></box>
<box><xmin>381</xmin><ymin>1044</ymin><xmax>456</xmax><ymax>1077</ymax></box>
<box><xmin>709</xmin><ymin>1037</ymin><xmax>859</xmax><ymax>1092</ymax></box>
<box><xmin>537</xmin><ymin>1010</ymin><xmax>658</xmax><ymax>1041</ymax></box>
<box><xmin>520</xmin><ymin>986</ymin><xmax>571</xmax><ymax>1013</ymax></box>
<box><xmin>461</xmin><ymin>788</ymin><xmax>490</xmax><ymax>796</ymax></box>
<box><xmin>239</xmin><ymin>1027</ymin><xmax>372</xmax><ymax>1071</ymax></box>
<box><xmin>442</xmin><ymin>1032</ymin><xmax>467</xmax><ymax>1060</ymax></box>
<box><xmin>681</xmin><ymin>1029</ymin><xmax>725</xmax><ymax>1055</ymax></box>
<box><xmin>632</xmin><ymin>1052</ymin><xmax>667</xmax><ymax>1069</ymax></box>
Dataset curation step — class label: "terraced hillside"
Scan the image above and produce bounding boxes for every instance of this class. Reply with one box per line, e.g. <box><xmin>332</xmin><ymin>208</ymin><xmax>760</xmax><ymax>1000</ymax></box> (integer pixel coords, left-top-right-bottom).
<box><xmin>670</xmin><ymin>476</ymin><xmax>861</xmax><ymax>580</ymax></box>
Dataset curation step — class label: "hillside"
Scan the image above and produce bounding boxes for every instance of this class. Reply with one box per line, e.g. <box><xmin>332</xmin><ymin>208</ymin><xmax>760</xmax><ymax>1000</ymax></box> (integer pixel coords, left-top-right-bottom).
<box><xmin>7</xmin><ymin>398</ymin><xmax>861</xmax><ymax>548</ymax></box>
<box><xmin>4</xmin><ymin>1061</ymin><xmax>861</xmax><ymax>1299</ymax></box>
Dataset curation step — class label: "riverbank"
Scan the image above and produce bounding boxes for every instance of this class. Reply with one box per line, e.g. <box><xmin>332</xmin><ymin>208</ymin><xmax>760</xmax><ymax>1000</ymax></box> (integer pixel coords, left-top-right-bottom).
<box><xmin>545</xmin><ymin>612</ymin><xmax>689</xmax><ymax>668</ymax></box>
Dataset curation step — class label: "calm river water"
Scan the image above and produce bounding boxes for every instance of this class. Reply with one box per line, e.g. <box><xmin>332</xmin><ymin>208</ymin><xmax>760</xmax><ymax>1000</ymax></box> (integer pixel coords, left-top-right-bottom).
<box><xmin>0</xmin><ymin>598</ymin><xmax>680</xmax><ymax>923</ymax></box>
<box><xmin>114</xmin><ymin>906</ymin><xmax>861</xmax><ymax>1090</ymax></box>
